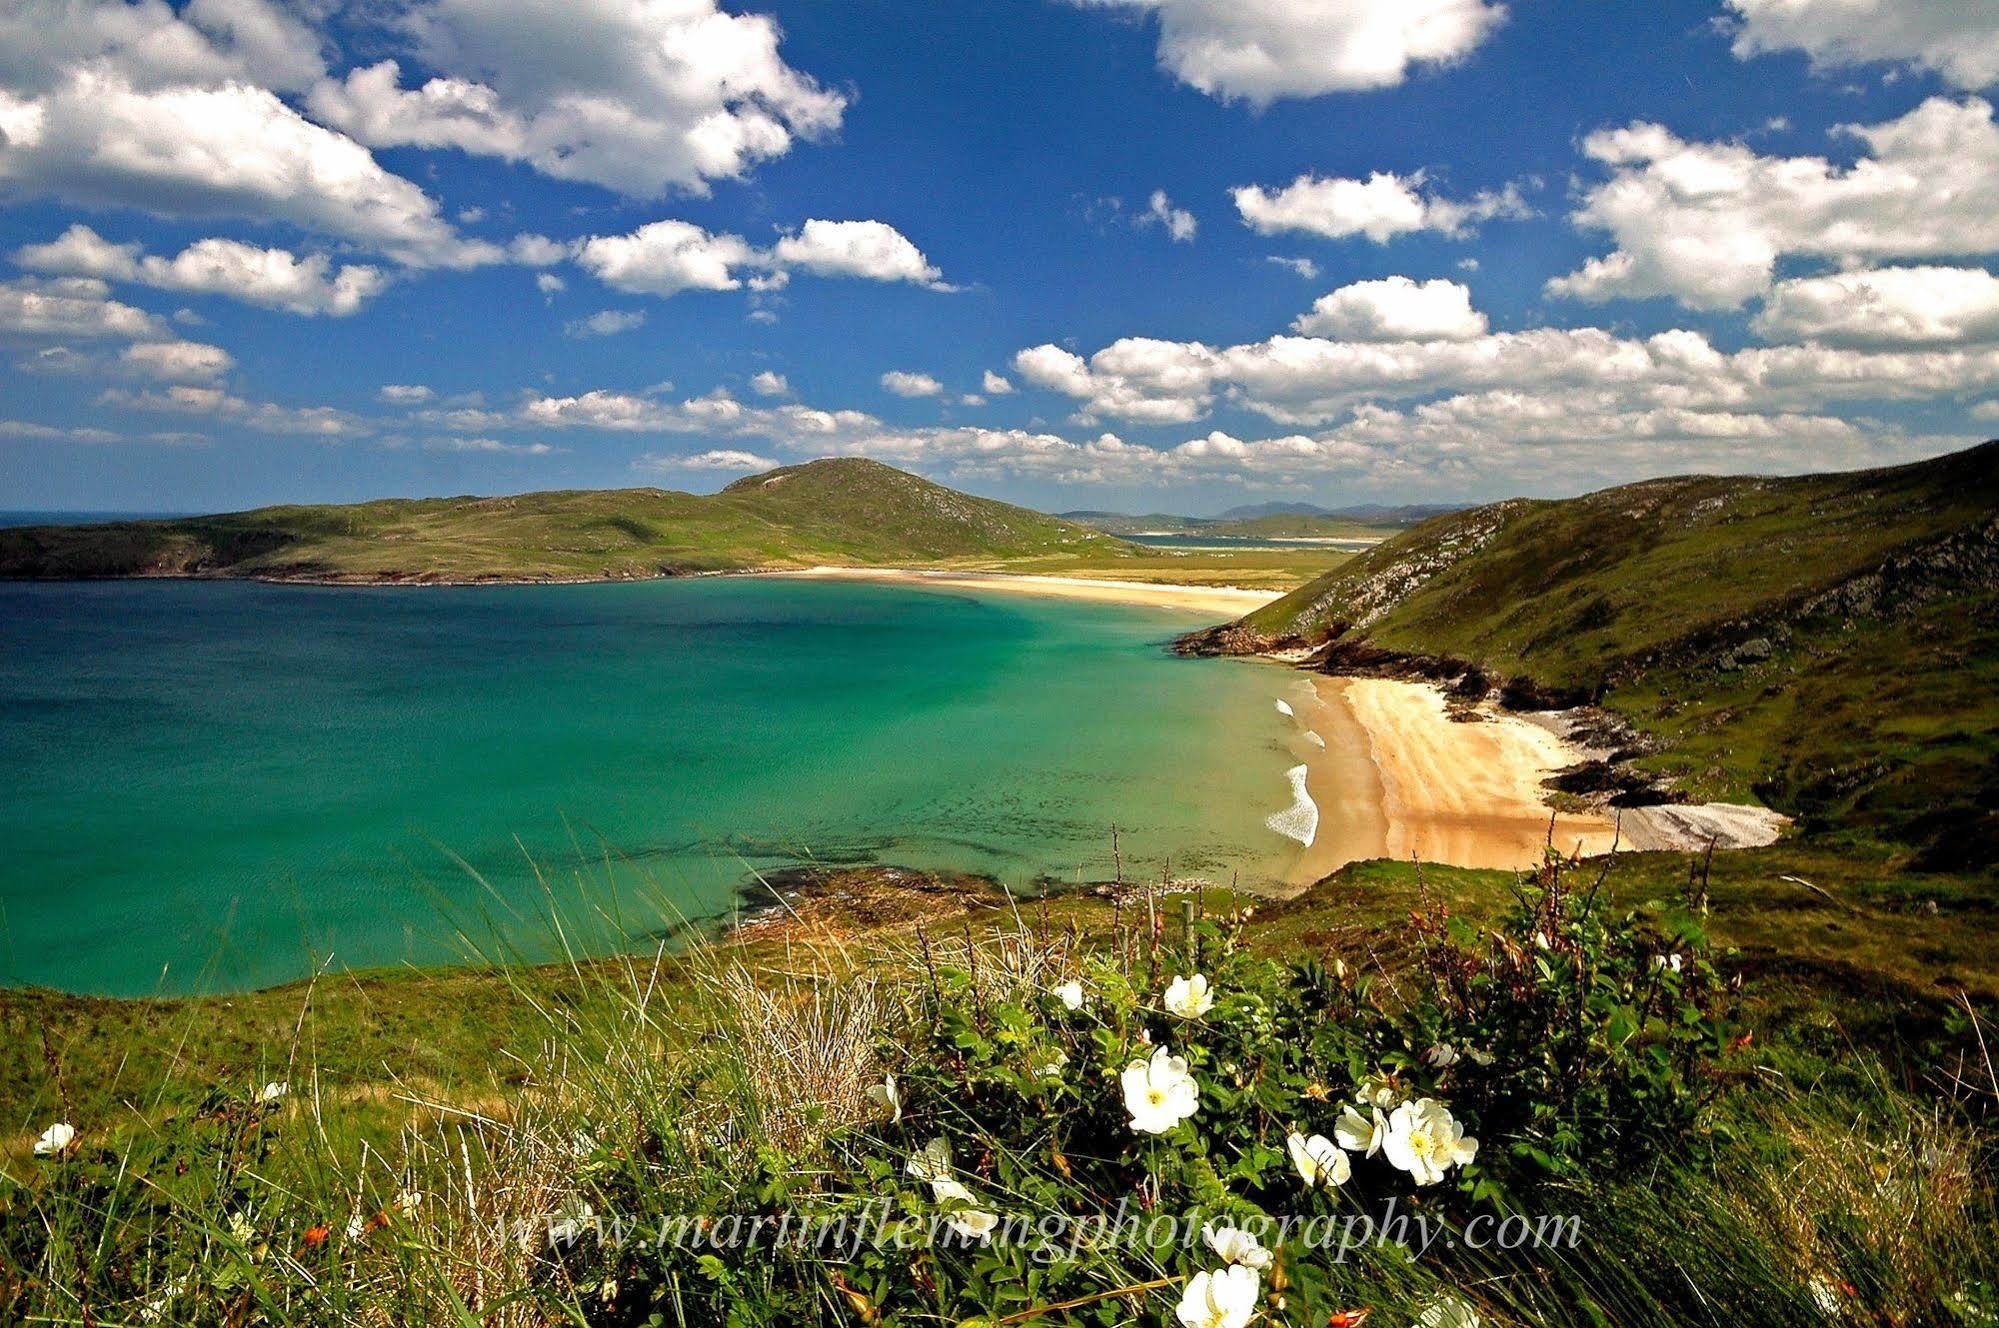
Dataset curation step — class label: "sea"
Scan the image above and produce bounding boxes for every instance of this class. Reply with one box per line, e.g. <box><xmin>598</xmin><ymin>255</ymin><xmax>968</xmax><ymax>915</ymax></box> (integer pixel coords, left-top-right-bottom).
<box><xmin>0</xmin><ymin>577</ymin><xmax>1304</xmax><ymax>994</ymax></box>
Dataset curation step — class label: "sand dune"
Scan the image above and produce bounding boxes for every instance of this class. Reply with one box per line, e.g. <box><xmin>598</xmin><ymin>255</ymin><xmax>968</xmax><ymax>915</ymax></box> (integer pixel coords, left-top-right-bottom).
<box><xmin>766</xmin><ymin>566</ymin><xmax>1281</xmax><ymax>617</ymax></box>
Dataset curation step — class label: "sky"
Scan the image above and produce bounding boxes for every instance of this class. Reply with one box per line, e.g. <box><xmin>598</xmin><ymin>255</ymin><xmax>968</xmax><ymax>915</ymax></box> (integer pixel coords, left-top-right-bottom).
<box><xmin>3</xmin><ymin>0</ymin><xmax>1999</xmax><ymax>515</ymax></box>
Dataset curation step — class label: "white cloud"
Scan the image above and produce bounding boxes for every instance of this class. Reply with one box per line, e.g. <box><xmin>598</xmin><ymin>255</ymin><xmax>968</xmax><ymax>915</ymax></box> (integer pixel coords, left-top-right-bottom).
<box><xmin>0</xmin><ymin>72</ymin><xmax>491</xmax><ymax>268</ymax></box>
<box><xmin>1234</xmin><ymin>171</ymin><xmax>1528</xmax><ymax>243</ymax></box>
<box><xmin>748</xmin><ymin>371</ymin><xmax>790</xmax><ymax>397</ymax></box>
<box><xmin>1551</xmin><ymin>98</ymin><xmax>1999</xmax><ymax>310</ymax></box>
<box><xmin>1014</xmin><ymin>337</ymin><xmax>1222</xmax><ymax>424</ymax></box>
<box><xmin>15</xmin><ymin>225</ymin><xmax>391</xmax><ymax>316</ymax></box>
<box><xmin>1292</xmin><ymin>277</ymin><xmax>1487</xmax><ymax>342</ymax></box>
<box><xmin>307</xmin><ymin>0</ymin><xmax>844</xmax><ymax>197</ymax></box>
<box><xmin>1139</xmin><ymin>189</ymin><xmax>1197</xmax><ymax>242</ymax></box>
<box><xmin>0</xmin><ymin>0</ymin><xmax>326</xmax><ymax>96</ymax></box>
<box><xmin>0</xmin><ymin>276</ymin><xmax>166</xmax><ymax>340</ymax></box>
<box><xmin>573</xmin><ymin>220</ymin><xmax>754</xmax><ymax>297</ymax></box>
<box><xmin>654</xmin><ymin>448</ymin><xmax>781</xmax><ymax>471</ymax></box>
<box><xmin>573</xmin><ymin>218</ymin><xmax>944</xmax><ymax>299</ymax></box>
<box><xmin>120</xmin><ymin>339</ymin><xmax>233</xmax><ymax>381</ymax></box>
<box><xmin>564</xmin><ymin>308</ymin><xmax>647</xmax><ymax>338</ymax></box>
<box><xmin>379</xmin><ymin>384</ymin><xmax>434</xmax><ymax>404</ymax></box>
<box><xmin>769</xmin><ymin>220</ymin><xmax>945</xmax><ymax>287</ymax></box>
<box><xmin>535</xmin><ymin>272</ymin><xmax>565</xmax><ymax>295</ymax></box>
<box><xmin>425</xmin><ymin>436</ymin><xmax>556</xmax><ymax>456</ymax></box>
<box><xmin>881</xmin><ymin>370</ymin><xmax>944</xmax><ymax>398</ymax></box>
<box><xmin>1754</xmin><ymin>266</ymin><xmax>1999</xmax><ymax>347</ymax></box>
<box><xmin>1075</xmin><ymin>0</ymin><xmax>1507</xmax><ymax>105</ymax></box>
<box><xmin>1267</xmin><ymin>255</ymin><xmax>1319</xmax><ymax>279</ymax></box>
<box><xmin>102</xmin><ymin>383</ymin><xmax>366</xmax><ymax>435</ymax></box>
<box><xmin>982</xmin><ymin>370</ymin><xmax>1014</xmax><ymax>395</ymax></box>
<box><xmin>1725</xmin><ymin>0</ymin><xmax>1999</xmax><ymax>91</ymax></box>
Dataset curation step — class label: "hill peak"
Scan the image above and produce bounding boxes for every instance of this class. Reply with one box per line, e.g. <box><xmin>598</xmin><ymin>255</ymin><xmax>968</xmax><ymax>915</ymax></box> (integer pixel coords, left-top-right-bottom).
<box><xmin>720</xmin><ymin>456</ymin><xmax>912</xmax><ymax>494</ymax></box>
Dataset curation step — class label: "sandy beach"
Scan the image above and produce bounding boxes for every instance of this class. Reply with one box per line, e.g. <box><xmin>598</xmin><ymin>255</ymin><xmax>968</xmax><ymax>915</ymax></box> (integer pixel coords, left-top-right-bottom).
<box><xmin>768</xmin><ymin>566</ymin><xmax>1283</xmax><ymax>617</ymax></box>
<box><xmin>1269</xmin><ymin>674</ymin><xmax>1622</xmax><ymax>884</ymax></box>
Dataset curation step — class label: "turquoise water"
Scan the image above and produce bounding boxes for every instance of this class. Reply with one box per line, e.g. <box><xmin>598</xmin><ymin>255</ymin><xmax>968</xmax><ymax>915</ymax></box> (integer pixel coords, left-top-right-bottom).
<box><xmin>0</xmin><ymin>578</ymin><xmax>1299</xmax><ymax>995</ymax></box>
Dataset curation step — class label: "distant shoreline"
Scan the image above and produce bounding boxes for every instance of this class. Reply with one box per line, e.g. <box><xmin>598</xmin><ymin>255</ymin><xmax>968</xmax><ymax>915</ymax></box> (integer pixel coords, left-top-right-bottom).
<box><xmin>758</xmin><ymin>565</ymin><xmax>1285</xmax><ymax>616</ymax></box>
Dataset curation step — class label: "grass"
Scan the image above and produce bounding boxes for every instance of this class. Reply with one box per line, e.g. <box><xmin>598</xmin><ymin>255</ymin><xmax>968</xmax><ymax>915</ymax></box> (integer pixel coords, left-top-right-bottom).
<box><xmin>3</xmin><ymin>849</ymin><xmax>1993</xmax><ymax>1327</ymax></box>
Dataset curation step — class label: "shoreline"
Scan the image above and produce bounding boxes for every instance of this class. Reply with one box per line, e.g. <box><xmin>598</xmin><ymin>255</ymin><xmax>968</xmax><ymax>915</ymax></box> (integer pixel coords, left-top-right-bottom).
<box><xmin>762</xmin><ymin>565</ymin><xmax>1285</xmax><ymax>616</ymax></box>
<box><xmin>1266</xmin><ymin>673</ymin><xmax>1621</xmax><ymax>886</ymax></box>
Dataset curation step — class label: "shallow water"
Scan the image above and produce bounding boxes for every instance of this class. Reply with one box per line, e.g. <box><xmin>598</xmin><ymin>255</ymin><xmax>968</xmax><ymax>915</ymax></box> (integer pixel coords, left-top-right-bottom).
<box><xmin>0</xmin><ymin>578</ymin><xmax>1301</xmax><ymax>994</ymax></box>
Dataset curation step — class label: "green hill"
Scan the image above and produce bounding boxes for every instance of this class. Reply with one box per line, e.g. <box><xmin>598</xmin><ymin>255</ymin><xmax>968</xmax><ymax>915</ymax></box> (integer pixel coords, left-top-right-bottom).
<box><xmin>1205</xmin><ymin>441</ymin><xmax>1999</xmax><ymax>867</ymax></box>
<box><xmin>0</xmin><ymin>458</ymin><xmax>1126</xmax><ymax>583</ymax></box>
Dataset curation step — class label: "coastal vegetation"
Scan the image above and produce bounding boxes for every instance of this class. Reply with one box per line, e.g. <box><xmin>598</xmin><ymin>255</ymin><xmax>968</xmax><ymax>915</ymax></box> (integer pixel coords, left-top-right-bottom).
<box><xmin>1201</xmin><ymin>441</ymin><xmax>1999</xmax><ymax>869</ymax></box>
<box><xmin>0</xmin><ymin>459</ymin><xmax>1351</xmax><ymax>590</ymax></box>
<box><xmin>5</xmin><ymin>852</ymin><xmax>1993</xmax><ymax>1326</ymax></box>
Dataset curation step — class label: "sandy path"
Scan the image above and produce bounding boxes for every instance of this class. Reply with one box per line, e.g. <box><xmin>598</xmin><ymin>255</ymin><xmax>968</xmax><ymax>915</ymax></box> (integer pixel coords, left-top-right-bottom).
<box><xmin>767</xmin><ymin>566</ymin><xmax>1282</xmax><ymax>618</ymax></box>
<box><xmin>1272</xmin><ymin>676</ymin><xmax>1621</xmax><ymax>883</ymax></box>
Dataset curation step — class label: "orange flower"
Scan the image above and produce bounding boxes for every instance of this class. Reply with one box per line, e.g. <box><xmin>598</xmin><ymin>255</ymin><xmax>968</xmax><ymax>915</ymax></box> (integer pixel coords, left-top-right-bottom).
<box><xmin>1328</xmin><ymin>1309</ymin><xmax>1372</xmax><ymax>1328</ymax></box>
<box><xmin>302</xmin><ymin>1224</ymin><xmax>331</xmax><ymax>1250</ymax></box>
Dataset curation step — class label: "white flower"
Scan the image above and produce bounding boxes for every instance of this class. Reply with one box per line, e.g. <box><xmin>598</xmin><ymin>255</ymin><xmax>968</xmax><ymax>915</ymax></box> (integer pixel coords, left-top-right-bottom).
<box><xmin>1122</xmin><ymin>1045</ymin><xmax>1201</xmax><ymax>1134</ymax></box>
<box><xmin>1287</xmin><ymin>1131</ymin><xmax>1350</xmax><ymax>1188</ymax></box>
<box><xmin>394</xmin><ymin>1189</ymin><xmax>423</xmax><ymax>1219</ymax></box>
<box><xmin>343</xmin><ymin>1213</ymin><xmax>366</xmax><ymax>1241</ymax></box>
<box><xmin>138</xmin><ymin>1275</ymin><xmax>192</xmax><ymax>1323</ymax></box>
<box><xmin>947</xmin><ymin>1206</ymin><xmax>1000</xmax><ymax>1241</ymax></box>
<box><xmin>1176</xmin><ymin>1264</ymin><xmax>1260</xmax><ymax>1328</ymax></box>
<box><xmin>1415</xmin><ymin>1293</ymin><xmax>1481</xmax><ymax>1328</ymax></box>
<box><xmin>569</xmin><ymin>1128</ymin><xmax>597</xmax><ymax>1157</ymax></box>
<box><xmin>1355</xmin><ymin>1077</ymin><xmax>1401</xmax><ymax>1110</ymax></box>
<box><xmin>1037</xmin><ymin>1050</ymin><xmax>1069</xmax><ymax>1078</ymax></box>
<box><xmin>906</xmin><ymin>1137</ymin><xmax>953</xmax><ymax>1183</ymax></box>
<box><xmin>1652</xmin><ymin>953</ymin><xmax>1684</xmax><ymax>973</ymax></box>
<box><xmin>1163</xmin><ymin>974</ymin><xmax>1216</xmax><ymax>1019</ymax></box>
<box><xmin>1423</xmin><ymin>1044</ymin><xmax>1459</xmax><ymax>1068</ymax></box>
<box><xmin>1381</xmin><ymin>1098</ymin><xmax>1479</xmax><ymax>1187</ymax></box>
<box><xmin>33</xmin><ymin>1122</ymin><xmax>75</xmax><ymax>1157</ymax></box>
<box><xmin>868</xmin><ymin>1073</ymin><xmax>902</xmax><ymax>1122</ymax></box>
<box><xmin>1533</xmin><ymin>931</ymin><xmax>1551</xmax><ymax>950</ymax></box>
<box><xmin>1052</xmin><ymin>980</ymin><xmax>1085</xmax><ymax>1010</ymax></box>
<box><xmin>1202</xmin><ymin>1223</ymin><xmax>1273</xmax><ymax>1270</ymax></box>
<box><xmin>1334</xmin><ymin>1105</ymin><xmax>1387</xmax><ymax>1157</ymax></box>
<box><xmin>257</xmin><ymin>1081</ymin><xmax>288</xmax><ymax>1106</ymax></box>
<box><xmin>227</xmin><ymin>1211</ymin><xmax>255</xmax><ymax>1244</ymax></box>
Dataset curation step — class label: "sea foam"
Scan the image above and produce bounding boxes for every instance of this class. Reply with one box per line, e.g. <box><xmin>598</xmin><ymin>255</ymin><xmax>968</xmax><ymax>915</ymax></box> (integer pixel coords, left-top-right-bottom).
<box><xmin>1275</xmin><ymin>698</ymin><xmax>1294</xmax><ymax>718</ymax></box>
<box><xmin>1265</xmin><ymin>763</ymin><xmax>1320</xmax><ymax>847</ymax></box>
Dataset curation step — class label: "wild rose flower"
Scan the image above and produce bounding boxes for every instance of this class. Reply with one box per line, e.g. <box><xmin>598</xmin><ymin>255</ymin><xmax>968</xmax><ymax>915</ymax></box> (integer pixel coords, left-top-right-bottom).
<box><xmin>1415</xmin><ymin>1294</ymin><xmax>1481</xmax><ymax>1328</ymax></box>
<box><xmin>1163</xmin><ymin>974</ymin><xmax>1215</xmax><ymax>1019</ymax></box>
<box><xmin>257</xmin><ymin>1081</ymin><xmax>288</xmax><ymax>1106</ymax></box>
<box><xmin>1423</xmin><ymin>1044</ymin><xmax>1459</xmax><ymax>1068</ymax></box>
<box><xmin>868</xmin><ymin>1073</ymin><xmax>902</xmax><ymax>1122</ymax></box>
<box><xmin>1202</xmin><ymin>1223</ymin><xmax>1273</xmax><ymax>1269</ymax></box>
<box><xmin>1177</xmin><ymin>1265</ymin><xmax>1260</xmax><ymax>1328</ymax></box>
<box><xmin>547</xmin><ymin>1199</ymin><xmax>595</xmax><ymax>1248</ymax></box>
<box><xmin>1652</xmin><ymin>953</ymin><xmax>1684</xmax><ymax>973</ymax></box>
<box><xmin>1335</xmin><ymin>1104</ymin><xmax>1387</xmax><ymax>1157</ymax></box>
<box><xmin>1122</xmin><ymin>1045</ymin><xmax>1200</xmax><ymax>1133</ymax></box>
<box><xmin>1287</xmin><ymin>1131</ymin><xmax>1350</xmax><ymax>1188</ymax></box>
<box><xmin>33</xmin><ymin>1122</ymin><xmax>74</xmax><ymax>1157</ymax></box>
<box><xmin>946</xmin><ymin>1206</ymin><xmax>1000</xmax><ymax>1241</ymax></box>
<box><xmin>1382</xmin><ymin>1098</ymin><xmax>1478</xmax><ymax>1186</ymax></box>
<box><xmin>906</xmin><ymin>1137</ymin><xmax>953</xmax><ymax>1183</ymax></box>
<box><xmin>1052</xmin><ymin>980</ymin><xmax>1085</xmax><ymax>1010</ymax></box>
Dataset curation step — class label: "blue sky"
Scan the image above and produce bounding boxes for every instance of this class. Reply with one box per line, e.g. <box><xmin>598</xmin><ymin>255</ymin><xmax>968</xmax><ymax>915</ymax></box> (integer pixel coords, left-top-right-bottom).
<box><xmin>3</xmin><ymin>0</ymin><xmax>1998</xmax><ymax>514</ymax></box>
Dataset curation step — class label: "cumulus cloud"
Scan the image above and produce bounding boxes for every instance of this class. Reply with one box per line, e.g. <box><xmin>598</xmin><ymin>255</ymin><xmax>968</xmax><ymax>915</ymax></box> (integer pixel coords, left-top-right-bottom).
<box><xmin>1551</xmin><ymin>97</ymin><xmax>1999</xmax><ymax>310</ymax></box>
<box><xmin>0</xmin><ymin>0</ymin><xmax>326</xmax><ymax>96</ymax></box>
<box><xmin>101</xmin><ymin>383</ymin><xmax>366</xmax><ymax>436</ymax></box>
<box><xmin>748</xmin><ymin>371</ymin><xmax>790</xmax><ymax>397</ymax></box>
<box><xmin>982</xmin><ymin>370</ymin><xmax>1014</xmax><ymax>395</ymax></box>
<box><xmin>0</xmin><ymin>71</ymin><xmax>491</xmax><ymax>268</ymax></box>
<box><xmin>881</xmin><ymin>370</ymin><xmax>944</xmax><ymax>398</ymax></box>
<box><xmin>1138</xmin><ymin>189</ymin><xmax>1197</xmax><ymax>242</ymax></box>
<box><xmin>307</xmin><ymin>0</ymin><xmax>845</xmax><ymax>197</ymax></box>
<box><xmin>1234</xmin><ymin>171</ymin><xmax>1528</xmax><ymax>243</ymax></box>
<box><xmin>768</xmin><ymin>220</ymin><xmax>945</xmax><ymax>287</ymax></box>
<box><xmin>1074</xmin><ymin>0</ymin><xmax>1507</xmax><ymax>104</ymax></box>
<box><xmin>1291</xmin><ymin>277</ymin><xmax>1488</xmax><ymax>341</ymax></box>
<box><xmin>119</xmin><ymin>339</ymin><xmax>233</xmax><ymax>381</ymax></box>
<box><xmin>378</xmin><ymin>384</ymin><xmax>435</xmax><ymax>404</ymax></box>
<box><xmin>653</xmin><ymin>448</ymin><xmax>781</xmax><ymax>471</ymax></box>
<box><xmin>572</xmin><ymin>218</ymin><xmax>946</xmax><ymax>300</ymax></box>
<box><xmin>0</xmin><ymin>276</ymin><xmax>166</xmax><ymax>340</ymax></box>
<box><xmin>564</xmin><ymin>308</ymin><xmax>647</xmax><ymax>338</ymax></box>
<box><xmin>1753</xmin><ymin>266</ymin><xmax>1999</xmax><ymax>347</ymax></box>
<box><xmin>15</xmin><ymin>225</ymin><xmax>391</xmax><ymax>315</ymax></box>
<box><xmin>1725</xmin><ymin>0</ymin><xmax>1999</xmax><ymax>90</ymax></box>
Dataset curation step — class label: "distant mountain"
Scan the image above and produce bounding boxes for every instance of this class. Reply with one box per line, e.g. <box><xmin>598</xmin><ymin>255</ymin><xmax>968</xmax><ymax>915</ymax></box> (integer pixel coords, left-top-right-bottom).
<box><xmin>1063</xmin><ymin>503</ymin><xmax>1455</xmax><ymax>540</ymax></box>
<box><xmin>1200</xmin><ymin>441</ymin><xmax>1999</xmax><ymax>867</ymax></box>
<box><xmin>1215</xmin><ymin>501</ymin><xmax>1332</xmax><ymax>520</ymax></box>
<box><xmin>0</xmin><ymin>458</ymin><xmax>1127</xmax><ymax>583</ymax></box>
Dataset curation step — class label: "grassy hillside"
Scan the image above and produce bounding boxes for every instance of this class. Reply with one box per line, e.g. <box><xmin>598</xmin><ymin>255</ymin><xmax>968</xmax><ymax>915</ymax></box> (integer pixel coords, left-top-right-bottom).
<box><xmin>1227</xmin><ymin>442</ymin><xmax>1999</xmax><ymax>866</ymax></box>
<box><xmin>0</xmin><ymin>459</ymin><xmax>1127</xmax><ymax>583</ymax></box>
